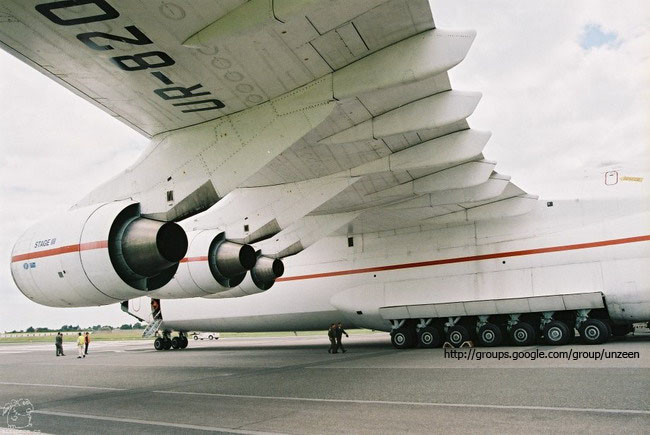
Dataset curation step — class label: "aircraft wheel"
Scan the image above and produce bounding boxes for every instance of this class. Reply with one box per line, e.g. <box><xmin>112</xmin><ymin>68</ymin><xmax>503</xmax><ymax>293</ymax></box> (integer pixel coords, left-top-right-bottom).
<box><xmin>154</xmin><ymin>337</ymin><xmax>164</xmax><ymax>351</ymax></box>
<box><xmin>579</xmin><ymin>319</ymin><xmax>609</xmax><ymax>345</ymax></box>
<box><xmin>417</xmin><ymin>326</ymin><xmax>441</xmax><ymax>348</ymax></box>
<box><xmin>208</xmin><ymin>335</ymin><xmax>214</xmax><ymax>340</ymax></box>
<box><xmin>163</xmin><ymin>337</ymin><xmax>172</xmax><ymax>350</ymax></box>
<box><xmin>171</xmin><ymin>337</ymin><xmax>181</xmax><ymax>349</ymax></box>
<box><xmin>510</xmin><ymin>322</ymin><xmax>536</xmax><ymax>346</ymax></box>
<box><xmin>604</xmin><ymin>320</ymin><xmax>612</xmax><ymax>338</ymax></box>
<box><xmin>447</xmin><ymin>325</ymin><xmax>470</xmax><ymax>347</ymax></box>
<box><xmin>543</xmin><ymin>320</ymin><xmax>570</xmax><ymax>345</ymax></box>
<box><xmin>477</xmin><ymin>323</ymin><xmax>503</xmax><ymax>347</ymax></box>
<box><xmin>180</xmin><ymin>337</ymin><xmax>189</xmax><ymax>349</ymax></box>
<box><xmin>391</xmin><ymin>328</ymin><xmax>414</xmax><ymax>349</ymax></box>
<box><xmin>611</xmin><ymin>323</ymin><xmax>633</xmax><ymax>337</ymax></box>
<box><xmin>193</xmin><ymin>335</ymin><xmax>199</xmax><ymax>340</ymax></box>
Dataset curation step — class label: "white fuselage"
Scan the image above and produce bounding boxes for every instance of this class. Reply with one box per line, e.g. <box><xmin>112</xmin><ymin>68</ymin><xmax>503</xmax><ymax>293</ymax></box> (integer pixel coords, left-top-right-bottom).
<box><xmin>155</xmin><ymin>197</ymin><xmax>650</xmax><ymax>333</ymax></box>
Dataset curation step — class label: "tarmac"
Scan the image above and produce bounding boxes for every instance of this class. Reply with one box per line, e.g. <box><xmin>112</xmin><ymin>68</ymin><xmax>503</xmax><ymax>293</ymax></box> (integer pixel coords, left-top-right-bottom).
<box><xmin>0</xmin><ymin>332</ymin><xmax>649</xmax><ymax>434</ymax></box>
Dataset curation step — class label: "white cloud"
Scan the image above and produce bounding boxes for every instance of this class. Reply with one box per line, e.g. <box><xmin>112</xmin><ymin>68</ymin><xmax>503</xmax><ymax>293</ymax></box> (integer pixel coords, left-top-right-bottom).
<box><xmin>0</xmin><ymin>50</ymin><xmax>148</xmax><ymax>331</ymax></box>
<box><xmin>432</xmin><ymin>0</ymin><xmax>650</xmax><ymax>198</ymax></box>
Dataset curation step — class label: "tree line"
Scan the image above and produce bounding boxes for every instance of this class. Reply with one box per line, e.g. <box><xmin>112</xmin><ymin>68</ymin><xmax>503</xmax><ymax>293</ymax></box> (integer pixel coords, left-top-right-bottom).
<box><xmin>8</xmin><ymin>323</ymin><xmax>146</xmax><ymax>333</ymax></box>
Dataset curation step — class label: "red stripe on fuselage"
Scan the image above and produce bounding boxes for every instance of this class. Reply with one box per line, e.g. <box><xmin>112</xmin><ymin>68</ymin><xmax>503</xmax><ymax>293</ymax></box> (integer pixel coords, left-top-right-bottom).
<box><xmin>275</xmin><ymin>235</ymin><xmax>650</xmax><ymax>282</ymax></box>
<box><xmin>11</xmin><ymin>240</ymin><xmax>108</xmax><ymax>262</ymax></box>
<box><xmin>180</xmin><ymin>256</ymin><xmax>209</xmax><ymax>263</ymax></box>
<box><xmin>11</xmin><ymin>235</ymin><xmax>650</xmax><ymax>280</ymax></box>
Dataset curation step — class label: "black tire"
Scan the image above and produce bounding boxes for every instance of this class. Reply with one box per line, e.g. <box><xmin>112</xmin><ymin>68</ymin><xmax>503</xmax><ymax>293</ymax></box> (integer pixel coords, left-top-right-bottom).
<box><xmin>543</xmin><ymin>320</ymin><xmax>570</xmax><ymax>345</ymax></box>
<box><xmin>447</xmin><ymin>325</ymin><xmax>470</xmax><ymax>347</ymax></box>
<box><xmin>579</xmin><ymin>319</ymin><xmax>609</xmax><ymax>345</ymax></box>
<box><xmin>611</xmin><ymin>323</ymin><xmax>633</xmax><ymax>337</ymax></box>
<box><xmin>163</xmin><ymin>337</ymin><xmax>172</xmax><ymax>350</ymax></box>
<box><xmin>477</xmin><ymin>323</ymin><xmax>503</xmax><ymax>347</ymax></box>
<box><xmin>171</xmin><ymin>337</ymin><xmax>180</xmax><ymax>349</ymax></box>
<box><xmin>180</xmin><ymin>336</ymin><xmax>189</xmax><ymax>349</ymax></box>
<box><xmin>193</xmin><ymin>335</ymin><xmax>198</xmax><ymax>340</ymax></box>
<box><xmin>154</xmin><ymin>337</ymin><xmax>164</xmax><ymax>351</ymax></box>
<box><xmin>417</xmin><ymin>326</ymin><xmax>441</xmax><ymax>348</ymax></box>
<box><xmin>391</xmin><ymin>328</ymin><xmax>414</xmax><ymax>349</ymax></box>
<box><xmin>603</xmin><ymin>320</ymin><xmax>612</xmax><ymax>338</ymax></box>
<box><xmin>509</xmin><ymin>322</ymin><xmax>536</xmax><ymax>346</ymax></box>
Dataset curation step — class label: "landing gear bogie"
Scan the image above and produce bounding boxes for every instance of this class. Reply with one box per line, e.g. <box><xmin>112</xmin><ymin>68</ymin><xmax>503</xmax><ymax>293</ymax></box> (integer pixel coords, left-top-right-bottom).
<box><xmin>391</xmin><ymin>328</ymin><xmax>415</xmax><ymax>349</ymax></box>
<box><xmin>417</xmin><ymin>326</ymin><xmax>442</xmax><ymax>348</ymax></box>
<box><xmin>543</xmin><ymin>320</ymin><xmax>570</xmax><ymax>346</ymax></box>
<box><xmin>579</xmin><ymin>318</ymin><xmax>609</xmax><ymax>345</ymax></box>
<box><xmin>477</xmin><ymin>323</ymin><xmax>502</xmax><ymax>347</ymax></box>
<box><xmin>154</xmin><ymin>332</ymin><xmax>188</xmax><ymax>350</ymax></box>
<box><xmin>446</xmin><ymin>325</ymin><xmax>470</xmax><ymax>347</ymax></box>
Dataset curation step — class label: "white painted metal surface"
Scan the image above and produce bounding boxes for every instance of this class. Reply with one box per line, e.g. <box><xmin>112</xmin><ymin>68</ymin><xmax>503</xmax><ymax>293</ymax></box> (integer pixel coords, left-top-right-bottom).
<box><xmin>4</xmin><ymin>1</ymin><xmax>649</xmax><ymax>336</ymax></box>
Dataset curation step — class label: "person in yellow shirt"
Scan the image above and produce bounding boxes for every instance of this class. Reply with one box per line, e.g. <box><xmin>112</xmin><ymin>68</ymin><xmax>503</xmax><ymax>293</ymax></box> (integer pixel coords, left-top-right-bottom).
<box><xmin>77</xmin><ymin>332</ymin><xmax>85</xmax><ymax>358</ymax></box>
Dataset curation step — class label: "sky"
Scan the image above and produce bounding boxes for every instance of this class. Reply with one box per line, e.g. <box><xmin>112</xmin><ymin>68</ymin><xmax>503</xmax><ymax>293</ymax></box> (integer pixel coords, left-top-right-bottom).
<box><xmin>0</xmin><ymin>1</ymin><xmax>649</xmax><ymax>331</ymax></box>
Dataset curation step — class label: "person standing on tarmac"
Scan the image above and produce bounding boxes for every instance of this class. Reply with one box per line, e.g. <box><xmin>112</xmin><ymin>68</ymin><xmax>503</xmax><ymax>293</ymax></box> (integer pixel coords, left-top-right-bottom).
<box><xmin>55</xmin><ymin>332</ymin><xmax>65</xmax><ymax>356</ymax></box>
<box><xmin>84</xmin><ymin>332</ymin><xmax>90</xmax><ymax>355</ymax></box>
<box><xmin>327</xmin><ymin>324</ymin><xmax>337</xmax><ymax>354</ymax></box>
<box><xmin>76</xmin><ymin>332</ymin><xmax>85</xmax><ymax>358</ymax></box>
<box><xmin>336</xmin><ymin>322</ymin><xmax>349</xmax><ymax>353</ymax></box>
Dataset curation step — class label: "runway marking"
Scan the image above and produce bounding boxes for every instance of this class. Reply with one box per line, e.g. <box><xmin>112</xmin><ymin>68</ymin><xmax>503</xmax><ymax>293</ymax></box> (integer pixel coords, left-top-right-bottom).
<box><xmin>153</xmin><ymin>390</ymin><xmax>650</xmax><ymax>416</ymax></box>
<box><xmin>31</xmin><ymin>410</ymin><xmax>272</xmax><ymax>434</ymax></box>
<box><xmin>0</xmin><ymin>381</ymin><xmax>125</xmax><ymax>391</ymax></box>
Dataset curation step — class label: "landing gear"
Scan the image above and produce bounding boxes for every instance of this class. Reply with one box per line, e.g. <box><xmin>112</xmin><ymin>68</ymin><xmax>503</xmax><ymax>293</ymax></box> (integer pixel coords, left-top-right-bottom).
<box><xmin>417</xmin><ymin>326</ymin><xmax>442</xmax><ymax>348</ymax></box>
<box><xmin>477</xmin><ymin>323</ymin><xmax>502</xmax><ymax>347</ymax></box>
<box><xmin>391</xmin><ymin>328</ymin><xmax>415</xmax><ymax>349</ymax></box>
<box><xmin>180</xmin><ymin>336</ymin><xmax>189</xmax><ymax>349</ymax></box>
<box><xmin>154</xmin><ymin>331</ymin><xmax>180</xmax><ymax>351</ymax></box>
<box><xmin>543</xmin><ymin>320</ymin><xmax>570</xmax><ymax>345</ymax></box>
<box><xmin>446</xmin><ymin>325</ymin><xmax>470</xmax><ymax>347</ymax></box>
<box><xmin>387</xmin><ymin>306</ymin><xmax>618</xmax><ymax>349</ymax></box>
<box><xmin>579</xmin><ymin>319</ymin><xmax>609</xmax><ymax>344</ymax></box>
<box><xmin>509</xmin><ymin>322</ymin><xmax>536</xmax><ymax>346</ymax></box>
<box><xmin>611</xmin><ymin>323</ymin><xmax>633</xmax><ymax>337</ymax></box>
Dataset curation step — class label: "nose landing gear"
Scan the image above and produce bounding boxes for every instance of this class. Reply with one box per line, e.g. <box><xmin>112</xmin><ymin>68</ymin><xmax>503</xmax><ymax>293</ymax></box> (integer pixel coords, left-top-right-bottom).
<box><xmin>154</xmin><ymin>332</ymin><xmax>188</xmax><ymax>350</ymax></box>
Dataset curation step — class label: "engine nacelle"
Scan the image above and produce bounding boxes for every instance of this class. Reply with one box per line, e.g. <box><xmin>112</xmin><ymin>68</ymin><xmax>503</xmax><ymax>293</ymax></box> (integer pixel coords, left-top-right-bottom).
<box><xmin>10</xmin><ymin>201</ymin><xmax>187</xmax><ymax>307</ymax></box>
<box><xmin>148</xmin><ymin>230</ymin><xmax>257</xmax><ymax>298</ymax></box>
<box><xmin>205</xmin><ymin>254</ymin><xmax>284</xmax><ymax>299</ymax></box>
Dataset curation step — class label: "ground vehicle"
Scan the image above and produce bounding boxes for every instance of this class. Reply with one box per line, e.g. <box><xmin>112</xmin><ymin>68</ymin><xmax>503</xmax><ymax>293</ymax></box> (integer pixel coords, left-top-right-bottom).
<box><xmin>191</xmin><ymin>332</ymin><xmax>220</xmax><ymax>341</ymax></box>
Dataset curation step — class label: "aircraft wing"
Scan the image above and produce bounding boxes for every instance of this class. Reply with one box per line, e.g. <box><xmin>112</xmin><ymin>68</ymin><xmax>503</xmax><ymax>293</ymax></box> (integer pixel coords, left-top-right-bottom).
<box><xmin>2</xmin><ymin>0</ymin><xmax>536</xmax><ymax>260</ymax></box>
<box><xmin>0</xmin><ymin>0</ymin><xmax>433</xmax><ymax>136</ymax></box>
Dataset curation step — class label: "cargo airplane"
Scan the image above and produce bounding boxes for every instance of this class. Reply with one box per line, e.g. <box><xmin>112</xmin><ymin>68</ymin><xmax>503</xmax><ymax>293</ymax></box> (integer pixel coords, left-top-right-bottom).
<box><xmin>4</xmin><ymin>0</ymin><xmax>649</xmax><ymax>350</ymax></box>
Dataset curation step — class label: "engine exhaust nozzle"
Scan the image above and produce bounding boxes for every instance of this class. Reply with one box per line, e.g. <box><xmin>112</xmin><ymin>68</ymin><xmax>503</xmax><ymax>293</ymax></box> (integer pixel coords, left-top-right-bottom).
<box><xmin>249</xmin><ymin>255</ymin><xmax>284</xmax><ymax>290</ymax></box>
<box><xmin>121</xmin><ymin>218</ymin><xmax>188</xmax><ymax>277</ymax></box>
<box><xmin>214</xmin><ymin>241</ymin><xmax>256</xmax><ymax>278</ymax></box>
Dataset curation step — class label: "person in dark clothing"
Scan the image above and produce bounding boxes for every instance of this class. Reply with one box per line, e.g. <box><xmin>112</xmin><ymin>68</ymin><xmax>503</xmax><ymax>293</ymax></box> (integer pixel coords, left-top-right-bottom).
<box><xmin>327</xmin><ymin>324</ymin><xmax>337</xmax><ymax>353</ymax></box>
<box><xmin>84</xmin><ymin>332</ymin><xmax>90</xmax><ymax>355</ymax></box>
<box><xmin>335</xmin><ymin>322</ymin><xmax>349</xmax><ymax>353</ymax></box>
<box><xmin>55</xmin><ymin>332</ymin><xmax>64</xmax><ymax>356</ymax></box>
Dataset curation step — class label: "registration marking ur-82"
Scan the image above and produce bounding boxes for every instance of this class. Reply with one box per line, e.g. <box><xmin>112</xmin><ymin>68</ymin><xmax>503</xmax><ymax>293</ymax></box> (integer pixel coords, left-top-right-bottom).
<box><xmin>35</xmin><ymin>0</ymin><xmax>225</xmax><ymax>114</ymax></box>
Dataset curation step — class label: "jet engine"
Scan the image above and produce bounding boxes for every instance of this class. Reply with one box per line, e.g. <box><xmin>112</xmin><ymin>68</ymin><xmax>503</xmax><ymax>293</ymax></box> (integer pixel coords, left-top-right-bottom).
<box><xmin>10</xmin><ymin>201</ymin><xmax>187</xmax><ymax>307</ymax></box>
<box><xmin>205</xmin><ymin>253</ymin><xmax>285</xmax><ymax>299</ymax></box>
<box><xmin>148</xmin><ymin>230</ymin><xmax>258</xmax><ymax>298</ymax></box>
